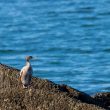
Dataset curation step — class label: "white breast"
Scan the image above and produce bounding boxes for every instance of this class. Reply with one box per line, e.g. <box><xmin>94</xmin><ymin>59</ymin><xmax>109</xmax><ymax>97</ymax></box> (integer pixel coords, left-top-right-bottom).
<box><xmin>20</xmin><ymin>62</ymin><xmax>33</xmax><ymax>85</ymax></box>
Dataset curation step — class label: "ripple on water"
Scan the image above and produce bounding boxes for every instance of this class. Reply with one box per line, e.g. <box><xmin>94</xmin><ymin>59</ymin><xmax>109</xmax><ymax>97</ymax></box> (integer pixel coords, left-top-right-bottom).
<box><xmin>0</xmin><ymin>0</ymin><xmax>110</xmax><ymax>94</ymax></box>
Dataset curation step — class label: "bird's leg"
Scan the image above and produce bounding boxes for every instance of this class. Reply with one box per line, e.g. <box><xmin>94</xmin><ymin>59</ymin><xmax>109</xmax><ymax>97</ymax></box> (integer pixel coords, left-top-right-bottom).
<box><xmin>23</xmin><ymin>85</ymin><xmax>28</xmax><ymax>88</ymax></box>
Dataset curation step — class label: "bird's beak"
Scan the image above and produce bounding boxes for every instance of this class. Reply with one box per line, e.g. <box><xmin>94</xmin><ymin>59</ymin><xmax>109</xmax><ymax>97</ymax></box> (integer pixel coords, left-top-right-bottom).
<box><xmin>32</xmin><ymin>56</ymin><xmax>37</xmax><ymax>60</ymax></box>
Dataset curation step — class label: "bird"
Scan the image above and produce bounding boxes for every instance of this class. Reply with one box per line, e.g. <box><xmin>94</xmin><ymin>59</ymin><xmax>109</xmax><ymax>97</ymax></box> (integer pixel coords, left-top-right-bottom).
<box><xmin>20</xmin><ymin>56</ymin><xmax>33</xmax><ymax>88</ymax></box>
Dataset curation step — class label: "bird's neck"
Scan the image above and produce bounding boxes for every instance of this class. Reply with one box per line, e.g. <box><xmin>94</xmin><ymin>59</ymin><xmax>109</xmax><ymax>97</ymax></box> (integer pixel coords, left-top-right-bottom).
<box><xmin>26</xmin><ymin>61</ymin><xmax>31</xmax><ymax>67</ymax></box>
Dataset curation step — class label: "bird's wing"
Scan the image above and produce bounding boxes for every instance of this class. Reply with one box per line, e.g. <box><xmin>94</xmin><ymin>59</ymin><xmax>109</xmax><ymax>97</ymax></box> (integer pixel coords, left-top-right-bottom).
<box><xmin>28</xmin><ymin>66</ymin><xmax>33</xmax><ymax>74</ymax></box>
<box><xmin>20</xmin><ymin>66</ymin><xmax>25</xmax><ymax>76</ymax></box>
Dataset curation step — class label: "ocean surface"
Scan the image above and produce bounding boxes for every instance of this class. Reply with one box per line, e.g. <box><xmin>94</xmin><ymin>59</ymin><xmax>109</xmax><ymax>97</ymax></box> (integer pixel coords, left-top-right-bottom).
<box><xmin>0</xmin><ymin>0</ymin><xmax>110</xmax><ymax>94</ymax></box>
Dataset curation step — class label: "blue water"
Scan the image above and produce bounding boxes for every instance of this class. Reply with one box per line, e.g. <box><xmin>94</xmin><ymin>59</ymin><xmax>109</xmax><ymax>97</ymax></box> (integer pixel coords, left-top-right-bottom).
<box><xmin>0</xmin><ymin>0</ymin><xmax>110</xmax><ymax>94</ymax></box>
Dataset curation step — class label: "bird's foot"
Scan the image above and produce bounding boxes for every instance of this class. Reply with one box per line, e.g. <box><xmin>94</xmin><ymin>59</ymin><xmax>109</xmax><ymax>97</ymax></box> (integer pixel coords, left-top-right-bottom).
<box><xmin>23</xmin><ymin>85</ymin><xmax>28</xmax><ymax>88</ymax></box>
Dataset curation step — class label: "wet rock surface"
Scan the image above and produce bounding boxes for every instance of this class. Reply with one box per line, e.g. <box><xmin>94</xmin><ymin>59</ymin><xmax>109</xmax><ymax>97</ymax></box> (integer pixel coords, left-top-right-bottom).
<box><xmin>0</xmin><ymin>63</ymin><xmax>107</xmax><ymax>110</ymax></box>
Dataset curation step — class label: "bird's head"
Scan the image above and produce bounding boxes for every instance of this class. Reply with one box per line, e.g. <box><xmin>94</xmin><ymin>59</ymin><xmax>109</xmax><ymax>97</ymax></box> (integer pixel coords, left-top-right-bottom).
<box><xmin>26</xmin><ymin>56</ymin><xmax>33</xmax><ymax>61</ymax></box>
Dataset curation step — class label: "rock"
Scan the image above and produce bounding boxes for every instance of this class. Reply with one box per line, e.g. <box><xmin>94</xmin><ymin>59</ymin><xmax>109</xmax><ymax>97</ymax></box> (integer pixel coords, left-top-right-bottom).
<box><xmin>93</xmin><ymin>92</ymin><xmax>110</xmax><ymax>110</ymax></box>
<box><xmin>0</xmin><ymin>63</ymin><xmax>106</xmax><ymax>110</ymax></box>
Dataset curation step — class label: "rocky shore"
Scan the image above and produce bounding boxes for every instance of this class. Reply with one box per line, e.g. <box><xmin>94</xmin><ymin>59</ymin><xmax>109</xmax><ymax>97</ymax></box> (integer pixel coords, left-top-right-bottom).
<box><xmin>0</xmin><ymin>63</ymin><xmax>109</xmax><ymax>110</ymax></box>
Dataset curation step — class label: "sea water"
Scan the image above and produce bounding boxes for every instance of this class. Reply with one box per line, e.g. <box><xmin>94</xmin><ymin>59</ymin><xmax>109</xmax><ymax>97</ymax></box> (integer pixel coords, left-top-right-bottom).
<box><xmin>0</xmin><ymin>0</ymin><xmax>110</xmax><ymax>94</ymax></box>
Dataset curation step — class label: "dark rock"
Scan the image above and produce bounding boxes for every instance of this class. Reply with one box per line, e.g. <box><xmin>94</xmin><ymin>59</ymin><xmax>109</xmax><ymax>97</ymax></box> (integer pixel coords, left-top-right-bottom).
<box><xmin>93</xmin><ymin>92</ymin><xmax>110</xmax><ymax>110</ymax></box>
<box><xmin>0</xmin><ymin>63</ymin><xmax>106</xmax><ymax>110</ymax></box>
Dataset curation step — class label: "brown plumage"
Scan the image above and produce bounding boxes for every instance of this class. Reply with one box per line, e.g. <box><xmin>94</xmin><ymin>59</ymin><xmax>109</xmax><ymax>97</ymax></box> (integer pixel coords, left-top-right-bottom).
<box><xmin>20</xmin><ymin>56</ymin><xmax>33</xmax><ymax>88</ymax></box>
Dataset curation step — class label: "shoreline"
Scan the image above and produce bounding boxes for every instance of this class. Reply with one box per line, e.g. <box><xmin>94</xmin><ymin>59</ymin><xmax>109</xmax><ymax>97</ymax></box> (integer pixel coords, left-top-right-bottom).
<box><xmin>0</xmin><ymin>63</ymin><xmax>109</xmax><ymax>110</ymax></box>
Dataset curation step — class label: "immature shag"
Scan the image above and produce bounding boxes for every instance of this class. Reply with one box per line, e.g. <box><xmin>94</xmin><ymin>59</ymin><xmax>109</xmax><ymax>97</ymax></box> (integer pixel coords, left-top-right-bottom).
<box><xmin>20</xmin><ymin>56</ymin><xmax>33</xmax><ymax>88</ymax></box>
